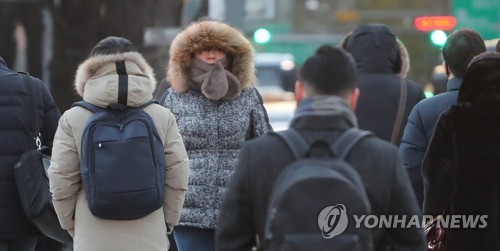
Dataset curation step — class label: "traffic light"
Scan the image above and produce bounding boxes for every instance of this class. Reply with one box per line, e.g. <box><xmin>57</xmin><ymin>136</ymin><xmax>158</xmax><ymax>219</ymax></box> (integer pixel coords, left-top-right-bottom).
<box><xmin>253</xmin><ymin>28</ymin><xmax>271</xmax><ymax>44</ymax></box>
<box><xmin>413</xmin><ymin>16</ymin><xmax>454</xmax><ymax>47</ymax></box>
<box><xmin>430</xmin><ymin>30</ymin><xmax>447</xmax><ymax>47</ymax></box>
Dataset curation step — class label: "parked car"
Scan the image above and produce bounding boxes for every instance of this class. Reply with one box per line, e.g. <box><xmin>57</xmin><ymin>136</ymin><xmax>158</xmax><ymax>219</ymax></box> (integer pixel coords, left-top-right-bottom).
<box><xmin>255</xmin><ymin>53</ymin><xmax>297</xmax><ymax>94</ymax></box>
<box><xmin>254</xmin><ymin>53</ymin><xmax>297</xmax><ymax>131</ymax></box>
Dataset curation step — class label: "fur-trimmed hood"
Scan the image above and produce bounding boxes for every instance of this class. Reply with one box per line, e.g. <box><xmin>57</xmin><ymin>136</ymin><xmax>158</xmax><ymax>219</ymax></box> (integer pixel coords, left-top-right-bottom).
<box><xmin>397</xmin><ymin>38</ymin><xmax>410</xmax><ymax>78</ymax></box>
<box><xmin>167</xmin><ymin>20</ymin><xmax>255</xmax><ymax>95</ymax></box>
<box><xmin>74</xmin><ymin>52</ymin><xmax>156</xmax><ymax>107</ymax></box>
<box><xmin>339</xmin><ymin>24</ymin><xmax>405</xmax><ymax>75</ymax></box>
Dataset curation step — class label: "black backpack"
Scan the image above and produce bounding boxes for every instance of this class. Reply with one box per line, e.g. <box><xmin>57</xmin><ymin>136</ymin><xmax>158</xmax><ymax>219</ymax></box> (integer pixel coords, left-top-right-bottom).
<box><xmin>72</xmin><ymin>60</ymin><xmax>165</xmax><ymax>220</ymax></box>
<box><xmin>262</xmin><ymin>128</ymin><xmax>374</xmax><ymax>251</ymax></box>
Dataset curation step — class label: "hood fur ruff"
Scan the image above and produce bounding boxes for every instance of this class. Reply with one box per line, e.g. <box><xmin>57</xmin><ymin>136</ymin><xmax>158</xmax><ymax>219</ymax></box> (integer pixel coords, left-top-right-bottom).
<box><xmin>74</xmin><ymin>51</ymin><xmax>156</xmax><ymax>97</ymax></box>
<box><xmin>338</xmin><ymin>30</ymin><xmax>409</xmax><ymax>77</ymax></box>
<box><xmin>167</xmin><ymin>20</ymin><xmax>255</xmax><ymax>94</ymax></box>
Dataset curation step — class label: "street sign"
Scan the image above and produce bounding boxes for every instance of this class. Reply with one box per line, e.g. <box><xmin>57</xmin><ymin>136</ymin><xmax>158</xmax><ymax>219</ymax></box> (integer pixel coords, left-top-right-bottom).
<box><xmin>414</xmin><ymin>16</ymin><xmax>457</xmax><ymax>32</ymax></box>
<box><xmin>453</xmin><ymin>0</ymin><xmax>500</xmax><ymax>39</ymax></box>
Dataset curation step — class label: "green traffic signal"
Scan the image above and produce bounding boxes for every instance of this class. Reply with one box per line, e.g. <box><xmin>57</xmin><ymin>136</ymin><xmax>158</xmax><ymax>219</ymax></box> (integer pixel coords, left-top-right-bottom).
<box><xmin>253</xmin><ymin>28</ymin><xmax>271</xmax><ymax>44</ymax></box>
<box><xmin>430</xmin><ymin>30</ymin><xmax>447</xmax><ymax>46</ymax></box>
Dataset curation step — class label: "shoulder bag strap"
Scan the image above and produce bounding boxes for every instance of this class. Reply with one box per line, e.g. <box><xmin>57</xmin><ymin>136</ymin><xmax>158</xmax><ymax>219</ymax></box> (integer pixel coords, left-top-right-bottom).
<box><xmin>390</xmin><ymin>78</ymin><xmax>408</xmax><ymax>144</ymax></box>
<box><xmin>20</xmin><ymin>72</ymin><xmax>41</xmax><ymax>149</ymax></box>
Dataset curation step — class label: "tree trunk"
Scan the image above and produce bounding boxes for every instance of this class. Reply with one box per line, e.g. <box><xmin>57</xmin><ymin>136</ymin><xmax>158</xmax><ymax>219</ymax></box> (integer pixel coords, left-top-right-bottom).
<box><xmin>48</xmin><ymin>0</ymin><xmax>183</xmax><ymax>110</ymax></box>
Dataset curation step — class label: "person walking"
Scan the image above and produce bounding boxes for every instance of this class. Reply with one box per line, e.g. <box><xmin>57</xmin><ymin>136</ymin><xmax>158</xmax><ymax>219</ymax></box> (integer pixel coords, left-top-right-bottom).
<box><xmin>423</xmin><ymin>51</ymin><xmax>500</xmax><ymax>251</ymax></box>
<box><xmin>400</xmin><ymin>29</ymin><xmax>485</xmax><ymax>207</ymax></box>
<box><xmin>216</xmin><ymin>45</ymin><xmax>425</xmax><ymax>251</ymax></box>
<box><xmin>163</xmin><ymin>19</ymin><xmax>272</xmax><ymax>251</ymax></box>
<box><xmin>0</xmin><ymin>56</ymin><xmax>60</xmax><ymax>251</ymax></box>
<box><xmin>47</xmin><ymin>36</ymin><xmax>190</xmax><ymax>251</ymax></box>
<box><xmin>339</xmin><ymin>23</ymin><xmax>425</xmax><ymax>146</ymax></box>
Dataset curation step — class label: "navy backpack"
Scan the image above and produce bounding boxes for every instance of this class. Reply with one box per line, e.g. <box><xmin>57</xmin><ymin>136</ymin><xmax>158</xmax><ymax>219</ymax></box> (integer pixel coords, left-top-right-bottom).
<box><xmin>262</xmin><ymin>128</ymin><xmax>374</xmax><ymax>251</ymax></box>
<box><xmin>73</xmin><ymin>60</ymin><xmax>165</xmax><ymax>220</ymax></box>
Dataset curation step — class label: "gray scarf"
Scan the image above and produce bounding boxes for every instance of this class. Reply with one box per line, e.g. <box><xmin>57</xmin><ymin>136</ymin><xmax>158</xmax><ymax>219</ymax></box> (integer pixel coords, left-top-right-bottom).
<box><xmin>191</xmin><ymin>58</ymin><xmax>241</xmax><ymax>100</ymax></box>
<box><xmin>291</xmin><ymin>96</ymin><xmax>358</xmax><ymax>127</ymax></box>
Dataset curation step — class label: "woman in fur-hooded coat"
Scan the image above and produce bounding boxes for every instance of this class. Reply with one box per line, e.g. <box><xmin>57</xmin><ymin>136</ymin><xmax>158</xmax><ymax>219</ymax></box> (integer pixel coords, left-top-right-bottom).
<box><xmin>48</xmin><ymin>37</ymin><xmax>190</xmax><ymax>251</ymax></box>
<box><xmin>163</xmin><ymin>20</ymin><xmax>271</xmax><ymax>249</ymax></box>
<box><xmin>423</xmin><ymin>52</ymin><xmax>500</xmax><ymax>251</ymax></box>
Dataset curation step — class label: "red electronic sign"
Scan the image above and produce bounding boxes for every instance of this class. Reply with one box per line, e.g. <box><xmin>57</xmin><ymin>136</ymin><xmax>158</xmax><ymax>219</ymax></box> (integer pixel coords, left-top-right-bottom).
<box><xmin>414</xmin><ymin>16</ymin><xmax>457</xmax><ymax>32</ymax></box>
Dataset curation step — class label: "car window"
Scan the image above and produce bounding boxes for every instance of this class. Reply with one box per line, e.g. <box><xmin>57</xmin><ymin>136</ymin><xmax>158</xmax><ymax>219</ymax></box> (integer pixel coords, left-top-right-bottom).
<box><xmin>256</xmin><ymin>67</ymin><xmax>282</xmax><ymax>88</ymax></box>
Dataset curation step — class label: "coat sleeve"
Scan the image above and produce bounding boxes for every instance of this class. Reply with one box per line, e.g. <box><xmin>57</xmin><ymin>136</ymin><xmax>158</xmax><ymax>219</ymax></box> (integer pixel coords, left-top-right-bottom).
<box><xmin>385</xmin><ymin>147</ymin><xmax>427</xmax><ymax>251</ymax></box>
<box><xmin>216</xmin><ymin>142</ymin><xmax>257</xmax><ymax>250</ymax></box>
<box><xmin>48</xmin><ymin>113</ymin><xmax>81</xmax><ymax>234</ymax></box>
<box><xmin>162</xmin><ymin>109</ymin><xmax>190</xmax><ymax>233</ymax></box>
<box><xmin>161</xmin><ymin>89</ymin><xmax>173</xmax><ymax>109</ymax></box>
<box><xmin>399</xmin><ymin>103</ymin><xmax>427</xmax><ymax>207</ymax></box>
<box><xmin>422</xmin><ymin>113</ymin><xmax>452</xmax><ymax>216</ymax></box>
<box><xmin>248</xmin><ymin>88</ymin><xmax>273</xmax><ymax>139</ymax></box>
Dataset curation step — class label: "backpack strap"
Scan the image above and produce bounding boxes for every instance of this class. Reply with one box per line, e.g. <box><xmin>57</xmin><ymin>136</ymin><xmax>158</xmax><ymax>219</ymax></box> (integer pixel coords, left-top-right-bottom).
<box><xmin>275</xmin><ymin>128</ymin><xmax>374</xmax><ymax>160</ymax></box>
<box><xmin>272</xmin><ymin>128</ymin><xmax>309</xmax><ymax>159</ymax></box>
<box><xmin>73</xmin><ymin>99</ymin><xmax>158</xmax><ymax>113</ymax></box>
<box><xmin>331</xmin><ymin>128</ymin><xmax>374</xmax><ymax>160</ymax></box>
<box><xmin>139</xmin><ymin>99</ymin><xmax>158</xmax><ymax>109</ymax></box>
<box><xmin>72</xmin><ymin>101</ymin><xmax>104</xmax><ymax>113</ymax></box>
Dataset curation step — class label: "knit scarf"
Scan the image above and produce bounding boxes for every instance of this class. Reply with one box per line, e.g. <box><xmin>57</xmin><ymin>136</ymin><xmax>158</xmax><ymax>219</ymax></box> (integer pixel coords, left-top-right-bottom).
<box><xmin>191</xmin><ymin>58</ymin><xmax>241</xmax><ymax>100</ymax></box>
<box><xmin>291</xmin><ymin>96</ymin><xmax>358</xmax><ymax>127</ymax></box>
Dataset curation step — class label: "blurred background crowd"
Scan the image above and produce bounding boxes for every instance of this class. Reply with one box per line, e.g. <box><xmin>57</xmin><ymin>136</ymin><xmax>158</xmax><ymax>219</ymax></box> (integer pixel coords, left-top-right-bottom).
<box><xmin>0</xmin><ymin>0</ymin><xmax>499</xmax><ymax>129</ymax></box>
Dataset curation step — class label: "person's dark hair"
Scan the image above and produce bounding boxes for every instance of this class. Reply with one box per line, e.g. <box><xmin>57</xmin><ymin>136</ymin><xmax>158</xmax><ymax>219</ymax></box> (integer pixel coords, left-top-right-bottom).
<box><xmin>89</xmin><ymin>36</ymin><xmax>137</xmax><ymax>57</ymax></box>
<box><xmin>299</xmin><ymin>45</ymin><xmax>357</xmax><ymax>96</ymax></box>
<box><xmin>442</xmin><ymin>29</ymin><xmax>485</xmax><ymax>78</ymax></box>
